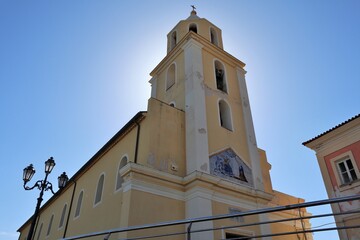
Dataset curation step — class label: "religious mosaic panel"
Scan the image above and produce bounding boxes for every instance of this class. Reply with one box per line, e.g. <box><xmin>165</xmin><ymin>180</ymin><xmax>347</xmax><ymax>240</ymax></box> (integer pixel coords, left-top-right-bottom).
<box><xmin>210</xmin><ymin>148</ymin><xmax>253</xmax><ymax>187</ymax></box>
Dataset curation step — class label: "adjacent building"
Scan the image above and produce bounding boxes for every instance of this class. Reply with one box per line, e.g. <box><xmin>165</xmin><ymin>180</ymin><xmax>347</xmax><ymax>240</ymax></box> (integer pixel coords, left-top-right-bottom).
<box><xmin>303</xmin><ymin>114</ymin><xmax>360</xmax><ymax>240</ymax></box>
<box><xmin>18</xmin><ymin>10</ymin><xmax>312</xmax><ymax>240</ymax></box>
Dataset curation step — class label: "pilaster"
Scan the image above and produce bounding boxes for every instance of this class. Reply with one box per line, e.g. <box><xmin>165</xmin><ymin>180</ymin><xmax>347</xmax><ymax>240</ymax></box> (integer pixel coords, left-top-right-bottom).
<box><xmin>183</xmin><ymin>39</ymin><xmax>210</xmax><ymax>175</ymax></box>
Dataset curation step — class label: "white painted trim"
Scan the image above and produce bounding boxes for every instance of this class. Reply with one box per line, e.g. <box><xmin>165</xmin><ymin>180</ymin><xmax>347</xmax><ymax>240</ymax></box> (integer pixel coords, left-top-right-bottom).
<box><xmin>236</xmin><ymin>67</ymin><xmax>263</xmax><ymax>191</ymax></box>
<box><xmin>312</xmin><ymin>126</ymin><xmax>360</xmax><ymax>155</ymax></box>
<box><xmin>183</xmin><ymin>38</ymin><xmax>209</xmax><ymax>174</ymax></box>
<box><xmin>122</xmin><ymin>178</ymin><xmax>185</xmax><ymax>201</ymax></box>
<box><xmin>330</xmin><ymin>151</ymin><xmax>360</xmax><ymax>191</ymax></box>
<box><xmin>122</xmin><ymin>178</ymin><xmax>262</xmax><ymax>210</ymax></box>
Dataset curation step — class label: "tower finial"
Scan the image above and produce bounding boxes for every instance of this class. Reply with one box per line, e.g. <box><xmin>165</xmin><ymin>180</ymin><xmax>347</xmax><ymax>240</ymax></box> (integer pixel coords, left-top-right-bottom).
<box><xmin>190</xmin><ymin>5</ymin><xmax>197</xmax><ymax>15</ymax></box>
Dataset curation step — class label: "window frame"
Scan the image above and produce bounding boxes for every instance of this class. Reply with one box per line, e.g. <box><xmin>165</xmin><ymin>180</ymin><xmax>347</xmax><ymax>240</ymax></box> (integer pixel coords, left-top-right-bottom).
<box><xmin>330</xmin><ymin>151</ymin><xmax>360</xmax><ymax>190</ymax></box>
<box><xmin>115</xmin><ymin>155</ymin><xmax>128</xmax><ymax>192</ymax></box>
<box><xmin>94</xmin><ymin>173</ymin><xmax>105</xmax><ymax>207</ymax></box>
<box><xmin>58</xmin><ymin>203</ymin><xmax>67</xmax><ymax>229</ymax></box>
<box><xmin>74</xmin><ymin>190</ymin><xmax>84</xmax><ymax>219</ymax></box>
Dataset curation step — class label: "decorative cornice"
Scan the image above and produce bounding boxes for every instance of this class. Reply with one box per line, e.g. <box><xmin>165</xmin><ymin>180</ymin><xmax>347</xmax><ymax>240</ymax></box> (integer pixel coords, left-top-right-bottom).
<box><xmin>122</xmin><ymin>165</ymin><xmax>274</xmax><ymax>206</ymax></box>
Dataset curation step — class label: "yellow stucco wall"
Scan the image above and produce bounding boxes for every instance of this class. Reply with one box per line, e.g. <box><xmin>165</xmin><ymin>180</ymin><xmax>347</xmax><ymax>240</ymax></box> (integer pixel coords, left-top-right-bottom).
<box><xmin>126</xmin><ymin>190</ymin><xmax>185</xmax><ymax>240</ymax></box>
<box><xmin>258</xmin><ymin>148</ymin><xmax>273</xmax><ymax>194</ymax></box>
<box><xmin>154</xmin><ymin>52</ymin><xmax>186</xmax><ymax>110</ymax></box>
<box><xmin>202</xmin><ymin>49</ymin><xmax>250</xmax><ymax>166</ymax></box>
<box><xmin>141</xmin><ymin>98</ymin><xmax>186</xmax><ymax>176</ymax></box>
<box><xmin>167</xmin><ymin>17</ymin><xmax>223</xmax><ymax>52</ymax></box>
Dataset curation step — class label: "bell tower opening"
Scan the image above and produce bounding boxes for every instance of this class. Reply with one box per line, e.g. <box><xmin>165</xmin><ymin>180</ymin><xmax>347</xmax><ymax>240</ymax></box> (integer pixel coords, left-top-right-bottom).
<box><xmin>218</xmin><ymin>99</ymin><xmax>233</xmax><ymax>131</ymax></box>
<box><xmin>189</xmin><ymin>23</ymin><xmax>198</xmax><ymax>33</ymax></box>
<box><xmin>170</xmin><ymin>31</ymin><xmax>177</xmax><ymax>51</ymax></box>
<box><xmin>166</xmin><ymin>63</ymin><xmax>176</xmax><ymax>90</ymax></box>
<box><xmin>214</xmin><ymin>60</ymin><xmax>227</xmax><ymax>93</ymax></box>
<box><xmin>210</xmin><ymin>27</ymin><xmax>218</xmax><ymax>46</ymax></box>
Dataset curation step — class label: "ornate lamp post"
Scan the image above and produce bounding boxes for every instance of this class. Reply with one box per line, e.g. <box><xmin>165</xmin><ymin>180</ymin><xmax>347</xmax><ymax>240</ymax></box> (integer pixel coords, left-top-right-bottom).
<box><xmin>23</xmin><ymin>157</ymin><xmax>69</xmax><ymax>240</ymax></box>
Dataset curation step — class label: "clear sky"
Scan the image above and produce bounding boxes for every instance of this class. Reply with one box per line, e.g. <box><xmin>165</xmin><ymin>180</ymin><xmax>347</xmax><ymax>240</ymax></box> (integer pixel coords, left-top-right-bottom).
<box><xmin>1</xmin><ymin>1</ymin><xmax>359</xmax><ymax>240</ymax></box>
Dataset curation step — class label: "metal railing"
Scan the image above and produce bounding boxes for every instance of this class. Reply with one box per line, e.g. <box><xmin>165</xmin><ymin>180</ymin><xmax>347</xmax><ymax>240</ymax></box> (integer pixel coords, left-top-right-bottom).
<box><xmin>62</xmin><ymin>194</ymin><xmax>360</xmax><ymax>240</ymax></box>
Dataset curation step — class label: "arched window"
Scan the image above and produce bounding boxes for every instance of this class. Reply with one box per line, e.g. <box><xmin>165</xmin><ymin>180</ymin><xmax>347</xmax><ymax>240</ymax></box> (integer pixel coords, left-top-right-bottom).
<box><xmin>166</xmin><ymin>63</ymin><xmax>176</xmax><ymax>90</ymax></box>
<box><xmin>74</xmin><ymin>191</ymin><xmax>83</xmax><ymax>218</ymax></box>
<box><xmin>94</xmin><ymin>174</ymin><xmax>105</xmax><ymax>205</ymax></box>
<box><xmin>214</xmin><ymin>60</ymin><xmax>227</xmax><ymax>93</ymax></box>
<box><xmin>170</xmin><ymin>31</ymin><xmax>177</xmax><ymax>50</ymax></box>
<box><xmin>116</xmin><ymin>156</ymin><xmax>128</xmax><ymax>191</ymax></box>
<box><xmin>219</xmin><ymin>100</ymin><xmax>233</xmax><ymax>131</ymax></box>
<box><xmin>189</xmin><ymin>23</ymin><xmax>197</xmax><ymax>33</ymax></box>
<box><xmin>59</xmin><ymin>204</ymin><xmax>67</xmax><ymax>228</ymax></box>
<box><xmin>169</xmin><ymin>101</ymin><xmax>176</xmax><ymax>107</ymax></box>
<box><xmin>46</xmin><ymin>214</ymin><xmax>54</xmax><ymax>236</ymax></box>
<box><xmin>210</xmin><ymin>27</ymin><xmax>218</xmax><ymax>46</ymax></box>
<box><xmin>36</xmin><ymin>223</ymin><xmax>43</xmax><ymax>240</ymax></box>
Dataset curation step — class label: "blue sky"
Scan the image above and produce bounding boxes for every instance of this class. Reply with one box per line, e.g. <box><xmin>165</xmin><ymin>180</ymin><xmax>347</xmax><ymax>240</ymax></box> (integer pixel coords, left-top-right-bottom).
<box><xmin>1</xmin><ymin>1</ymin><xmax>359</xmax><ymax>240</ymax></box>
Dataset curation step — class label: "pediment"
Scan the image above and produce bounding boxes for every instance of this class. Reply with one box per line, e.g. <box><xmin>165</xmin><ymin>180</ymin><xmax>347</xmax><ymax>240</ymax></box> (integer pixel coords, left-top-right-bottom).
<box><xmin>209</xmin><ymin>148</ymin><xmax>253</xmax><ymax>187</ymax></box>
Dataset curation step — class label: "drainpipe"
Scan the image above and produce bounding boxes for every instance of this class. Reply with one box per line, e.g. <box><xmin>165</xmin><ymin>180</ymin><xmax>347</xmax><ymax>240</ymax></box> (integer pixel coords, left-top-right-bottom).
<box><xmin>63</xmin><ymin>180</ymin><xmax>77</xmax><ymax>238</ymax></box>
<box><xmin>134</xmin><ymin>121</ymin><xmax>141</xmax><ymax>164</ymax></box>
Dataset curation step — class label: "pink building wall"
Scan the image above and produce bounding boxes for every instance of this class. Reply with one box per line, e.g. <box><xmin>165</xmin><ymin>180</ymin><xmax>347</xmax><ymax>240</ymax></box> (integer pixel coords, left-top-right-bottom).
<box><xmin>324</xmin><ymin>140</ymin><xmax>360</xmax><ymax>189</ymax></box>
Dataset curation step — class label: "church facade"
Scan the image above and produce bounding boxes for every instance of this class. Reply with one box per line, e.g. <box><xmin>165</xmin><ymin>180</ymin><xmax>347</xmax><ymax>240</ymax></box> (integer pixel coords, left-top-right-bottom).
<box><xmin>18</xmin><ymin>10</ymin><xmax>312</xmax><ymax>240</ymax></box>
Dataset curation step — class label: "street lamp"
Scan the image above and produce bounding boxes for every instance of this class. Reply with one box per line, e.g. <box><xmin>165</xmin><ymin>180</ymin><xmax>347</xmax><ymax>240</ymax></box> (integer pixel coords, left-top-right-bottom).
<box><xmin>23</xmin><ymin>157</ymin><xmax>69</xmax><ymax>240</ymax></box>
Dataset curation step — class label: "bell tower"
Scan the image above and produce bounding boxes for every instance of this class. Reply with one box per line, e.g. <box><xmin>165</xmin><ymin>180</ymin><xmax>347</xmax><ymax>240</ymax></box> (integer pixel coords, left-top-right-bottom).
<box><xmin>148</xmin><ymin>8</ymin><xmax>269</xmax><ymax>239</ymax></box>
<box><xmin>150</xmin><ymin>8</ymin><xmax>264</xmax><ymax>190</ymax></box>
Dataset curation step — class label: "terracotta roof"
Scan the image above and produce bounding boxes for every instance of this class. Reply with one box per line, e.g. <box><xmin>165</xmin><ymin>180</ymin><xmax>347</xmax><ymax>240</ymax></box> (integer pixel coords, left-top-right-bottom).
<box><xmin>302</xmin><ymin>113</ymin><xmax>360</xmax><ymax>145</ymax></box>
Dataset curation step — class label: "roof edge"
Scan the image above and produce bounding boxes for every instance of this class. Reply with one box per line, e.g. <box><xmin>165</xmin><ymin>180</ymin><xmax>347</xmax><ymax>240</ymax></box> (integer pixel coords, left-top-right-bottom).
<box><xmin>17</xmin><ymin>111</ymin><xmax>147</xmax><ymax>232</ymax></box>
<box><xmin>302</xmin><ymin>113</ymin><xmax>360</xmax><ymax>146</ymax></box>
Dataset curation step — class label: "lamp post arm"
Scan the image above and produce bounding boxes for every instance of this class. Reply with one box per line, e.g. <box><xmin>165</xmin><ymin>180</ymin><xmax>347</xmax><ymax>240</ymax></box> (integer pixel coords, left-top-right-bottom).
<box><xmin>44</xmin><ymin>182</ymin><xmax>55</xmax><ymax>195</ymax></box>
<box><xmin>23</xmin><ymin>180</ymin><xmax>42</xmax><ymax>191</ymax></box>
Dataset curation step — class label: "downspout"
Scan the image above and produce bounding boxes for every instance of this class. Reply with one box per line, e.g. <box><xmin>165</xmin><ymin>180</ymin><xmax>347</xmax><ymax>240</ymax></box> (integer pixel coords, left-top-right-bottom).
<box><xmin>134</xmin><ymin>121</ymin><xmax>141</xmax><ymax>163</ymax></box>
<box><xmin>63</xmin><ymin>180</ymin><xmax>77</xmax><ymax>238</ymax></box>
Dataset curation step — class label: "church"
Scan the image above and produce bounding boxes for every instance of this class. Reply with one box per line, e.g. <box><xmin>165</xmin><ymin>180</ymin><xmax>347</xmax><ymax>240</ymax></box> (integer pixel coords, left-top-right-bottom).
<box><xmin>18</xmin><ymin>9</ymin><xmax>312</xmax><ymax>240</ymax></box>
